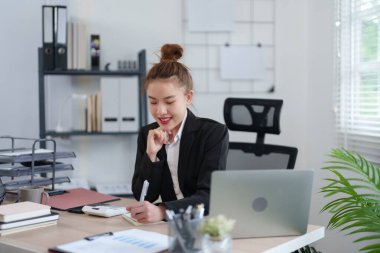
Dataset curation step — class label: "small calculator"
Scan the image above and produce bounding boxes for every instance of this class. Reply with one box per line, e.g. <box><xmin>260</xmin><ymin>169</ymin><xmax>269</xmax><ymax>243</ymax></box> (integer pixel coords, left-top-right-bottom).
<box><xmin>82</xmin><ymin>205</ymin><xmax>127</xmax><ymax>217</ymax></box>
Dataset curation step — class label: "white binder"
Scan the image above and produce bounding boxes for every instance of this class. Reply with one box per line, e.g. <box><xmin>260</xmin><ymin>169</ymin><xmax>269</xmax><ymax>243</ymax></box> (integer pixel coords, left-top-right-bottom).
<box><xmin>101</xmin><ymin>77</ymin><xmax>139</xmax><ymax>132</ymax></box>
<box><xmin>101</xmin><ymin>78</ymin><xmax>119</xmax><ymax>132</ymax></box>
<box><xmin>120</xmin><ymin>77</ymin><xmax>139</xmax><ymax>132</ymax></box>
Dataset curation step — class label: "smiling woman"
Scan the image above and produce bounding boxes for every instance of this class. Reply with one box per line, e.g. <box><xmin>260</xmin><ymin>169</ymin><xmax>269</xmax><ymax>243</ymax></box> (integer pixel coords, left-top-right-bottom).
<box><xmin>126</xmin><ymin>44</ymin><xmax>229</xmax><ymax>224</ymax></box>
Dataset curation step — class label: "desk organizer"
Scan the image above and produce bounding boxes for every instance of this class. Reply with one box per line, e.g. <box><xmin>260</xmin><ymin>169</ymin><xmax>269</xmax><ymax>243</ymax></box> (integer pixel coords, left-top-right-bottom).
<box><xmin>168</xmin><ymin>214</ymin><xmax>203</xmax><ymax>253</ymax></box>
<box><xmin>0</xmin><ymin>136</ymin><xmax>75</xmax><ymax>194</ymax></box>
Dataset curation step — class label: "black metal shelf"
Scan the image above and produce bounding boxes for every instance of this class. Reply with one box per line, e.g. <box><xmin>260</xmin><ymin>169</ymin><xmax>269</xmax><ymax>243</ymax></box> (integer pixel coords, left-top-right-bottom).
<box><xmin>43</xmin><ymin>69</ymin><xmax>143</xmax><ymax>76</ymax></box>
<box><xmin>46</xmin><ymin>131</ymin><xmax>139</xmax><ymax>137</ymax></box>
<box><xmin>38</xmin><ymin>48</ymin><xmax>147</xmax><ymax>144</ymax></box>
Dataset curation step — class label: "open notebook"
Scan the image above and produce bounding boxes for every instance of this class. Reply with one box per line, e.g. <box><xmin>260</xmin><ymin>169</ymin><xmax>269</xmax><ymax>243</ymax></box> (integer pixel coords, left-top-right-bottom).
<box><xmin>122</xmin><ymin>213</ymin><xmax>164</xmax><ymax>226</ymax></box>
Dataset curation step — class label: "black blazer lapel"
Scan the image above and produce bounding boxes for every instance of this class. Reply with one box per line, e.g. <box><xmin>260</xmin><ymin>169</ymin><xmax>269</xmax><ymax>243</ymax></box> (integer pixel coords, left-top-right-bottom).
<box><xmin>177</xmin><ymin>110</ymin><xmax>198</xmax><ymax>192</ymax></box>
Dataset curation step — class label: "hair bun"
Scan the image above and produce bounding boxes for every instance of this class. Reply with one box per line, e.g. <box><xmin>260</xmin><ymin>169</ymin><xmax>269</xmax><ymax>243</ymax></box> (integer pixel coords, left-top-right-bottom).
<box><xmin>160</xmin><ymin>44</ymin><xmax>183</xmax><ymax>62</ymax></box>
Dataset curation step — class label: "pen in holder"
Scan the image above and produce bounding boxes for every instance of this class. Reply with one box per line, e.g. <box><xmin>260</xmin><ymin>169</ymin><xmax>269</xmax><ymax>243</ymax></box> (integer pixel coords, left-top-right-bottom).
<box><xmin>167</xmin><ymin>205</ymin><xmax>204</xmax><ymax>253</ymax></box>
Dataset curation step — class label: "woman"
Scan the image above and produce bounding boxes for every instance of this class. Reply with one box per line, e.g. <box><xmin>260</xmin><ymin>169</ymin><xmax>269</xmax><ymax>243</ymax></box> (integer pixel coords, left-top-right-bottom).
<box><xmin>126</xmin><ymin>44</ymin><xmax>229</xmax><ymax>223</ymax></box>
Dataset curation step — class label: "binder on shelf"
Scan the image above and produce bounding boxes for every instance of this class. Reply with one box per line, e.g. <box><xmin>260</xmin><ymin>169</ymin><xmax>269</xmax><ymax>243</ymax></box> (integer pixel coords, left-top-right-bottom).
<box><xmin>54</xmin><ymin>6</ymin><xmax>67</xmax><ymax>70</ymax></box>
<box><xmin>42</xmin><ymin>5</ymin><xmax>55</xmax><ymax>70</ymax></box>
<box><xmin>67</xmin><ymin>21</ymin><xmax>74</xmax><ymax>69</ymax></box>
<box><xmin>101</xmin><ymin>77</ymin><xmax>140</xmax><ymax>132</ymax></box>
<box><xmin>120</xmin><ymin>77</ymin><xmax>139</xmax><ymax>132</ymax></box>
<box><xmin>101</xmin><ymin>78</ymin><xmax>120</xmax><ymax>132</ymax></box>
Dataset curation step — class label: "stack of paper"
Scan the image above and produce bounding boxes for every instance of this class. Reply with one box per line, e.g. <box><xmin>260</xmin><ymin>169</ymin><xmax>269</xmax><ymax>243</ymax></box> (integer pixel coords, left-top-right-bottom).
<box><xmin>0</xmin><ymin>201</ymin><xmax>59</xmax><ymax>235</ymax></box>
<box><xmin>50</xmin><ymin>229</ymin><xmax>169</xmax><ymax>253</ymax></box>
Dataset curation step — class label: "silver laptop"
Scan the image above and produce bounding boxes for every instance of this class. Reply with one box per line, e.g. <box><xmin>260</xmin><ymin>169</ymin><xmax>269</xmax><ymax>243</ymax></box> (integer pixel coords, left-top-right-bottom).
<box><xmin>209</xmin><ymin>170</ymin><xmax>313</xmax><ymax>239</ymax></box>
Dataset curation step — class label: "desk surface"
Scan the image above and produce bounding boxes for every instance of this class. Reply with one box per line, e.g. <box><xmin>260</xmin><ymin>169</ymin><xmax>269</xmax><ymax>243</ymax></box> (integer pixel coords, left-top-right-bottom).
<box><xmin>0</xmin><ymin>198</ymin><xmax>324</xmax><ymax>253</ymax></box>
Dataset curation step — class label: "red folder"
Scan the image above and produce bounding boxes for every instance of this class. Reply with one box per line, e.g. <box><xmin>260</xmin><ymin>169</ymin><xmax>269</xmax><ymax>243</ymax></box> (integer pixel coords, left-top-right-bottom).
<box><xmin>48</xmin><ymin>188</ymin><xmax>120</xmax><ymax>210</ymax></box>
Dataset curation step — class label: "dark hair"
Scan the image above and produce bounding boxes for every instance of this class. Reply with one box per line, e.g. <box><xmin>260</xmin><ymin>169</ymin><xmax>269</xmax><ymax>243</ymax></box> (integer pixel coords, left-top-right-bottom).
<box><xmin>144</xmin><ymin>44</ymin><xmax>193</xmax><ymax>93</ymax></box>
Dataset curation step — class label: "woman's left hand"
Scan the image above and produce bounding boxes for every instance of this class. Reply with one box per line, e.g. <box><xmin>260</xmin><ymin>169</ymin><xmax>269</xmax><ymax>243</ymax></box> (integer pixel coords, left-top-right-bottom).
<box><xmin>126</xmin><ymin>201</ymin><xmax>165</xmax><ymax>223</ymax></box>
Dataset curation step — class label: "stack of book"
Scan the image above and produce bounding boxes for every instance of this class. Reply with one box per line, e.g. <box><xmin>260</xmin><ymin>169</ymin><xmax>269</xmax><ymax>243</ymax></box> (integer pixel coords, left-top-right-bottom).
<box><xmin>0</xmin><ymin>201</ymin><xmax>59</xmax><ymax>236</ymax></box>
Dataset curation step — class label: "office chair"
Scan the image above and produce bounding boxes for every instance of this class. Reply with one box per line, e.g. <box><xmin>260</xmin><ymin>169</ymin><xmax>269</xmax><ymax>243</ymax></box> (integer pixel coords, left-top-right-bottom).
<box><xmin>224</xmin><ymin>98</ymin><xmax>298</xmax><ymax>170</ymax></box>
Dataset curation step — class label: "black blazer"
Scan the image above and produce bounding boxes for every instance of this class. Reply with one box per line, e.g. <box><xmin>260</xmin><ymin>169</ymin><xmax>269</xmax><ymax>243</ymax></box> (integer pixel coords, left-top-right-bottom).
<box><xmin>132</xmin><ymin>109</ymin><xmax>229</xmax><ymax>214</ymax></box>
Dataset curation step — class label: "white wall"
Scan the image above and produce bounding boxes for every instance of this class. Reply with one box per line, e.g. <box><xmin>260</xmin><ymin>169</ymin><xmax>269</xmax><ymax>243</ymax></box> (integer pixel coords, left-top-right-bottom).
<box><xmin>0</xmin><ymin>0</ymin><xmax>363</xmax><ymax>252</ymax></box>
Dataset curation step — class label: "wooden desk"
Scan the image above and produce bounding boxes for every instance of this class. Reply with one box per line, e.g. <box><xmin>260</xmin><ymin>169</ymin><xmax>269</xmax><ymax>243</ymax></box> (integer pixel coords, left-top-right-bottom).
<box><xmin>0</xmin><ymin>198</ymin><xmax>324</xmax><ymax>253</ymax></box>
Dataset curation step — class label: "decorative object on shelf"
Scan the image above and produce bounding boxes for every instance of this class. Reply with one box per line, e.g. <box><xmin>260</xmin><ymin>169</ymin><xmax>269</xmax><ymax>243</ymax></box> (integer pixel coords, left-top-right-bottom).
<box><xmin>55</xmin><ymin>93</ymin><xmax>87</xmax><ymax>132</ymax></box>
<box><xmin>104</xmin><ymin>62</ymin><xmax>111</xmax><ymax>71</ymax></box>
<box><xmin>117</xmin><ymin>60</ymin><xmax>138</xmax><ymax>71</ymax></box>
<box><xmin>90</xmin><ymin>34</ymin><xmax>100</xmax><ymax>70</ymax></box>
<box><xmin>321</xmin><ymin>148</ymin><xmax>380</xmax><ymax>253</ymax></box>
<box><xmin>199</xmin><ymin>215</ymin><xmax>235</xmax><ymax>253</ymax></box>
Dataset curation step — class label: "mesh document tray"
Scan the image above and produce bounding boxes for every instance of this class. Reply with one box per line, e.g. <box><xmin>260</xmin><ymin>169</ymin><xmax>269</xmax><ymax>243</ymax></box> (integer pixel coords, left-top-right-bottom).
<box><xmin>4</xmin><ymin>177</ymin><xmax>71</xmax><ymax>191</ymax></box>
<box><xmin>0</xmin><ymin>136</ymin><xmax>76</xmax><ymax>192</ymax></box>
<box><xmin>0</xmin><ymin>163</ymin><xmax>73</xmax><ymax>177</ymax></box>
<box><xmin>0</xmin><ymin>150</ymin><xmax>76</xmax><ymax>164</ymax></box>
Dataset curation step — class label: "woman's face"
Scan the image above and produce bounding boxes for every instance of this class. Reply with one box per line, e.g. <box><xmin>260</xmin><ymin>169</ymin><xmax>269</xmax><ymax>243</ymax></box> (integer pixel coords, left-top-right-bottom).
<box><xmin>147</xmin><ymin>79</ymin><xmax>193</xmax><ymax>133</ymax></box>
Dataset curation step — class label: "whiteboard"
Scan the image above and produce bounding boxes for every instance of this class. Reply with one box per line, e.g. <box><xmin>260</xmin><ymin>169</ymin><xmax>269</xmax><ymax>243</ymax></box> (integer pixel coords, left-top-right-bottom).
<box><xmin>220</xmin><ymin>46</ymin><xmax>266</xmax><ymax>80</ymax></box>
<box><xmin>187</xmin><ymin>0</ymin><xmax>234</xmax><ymax>32</ymax></box>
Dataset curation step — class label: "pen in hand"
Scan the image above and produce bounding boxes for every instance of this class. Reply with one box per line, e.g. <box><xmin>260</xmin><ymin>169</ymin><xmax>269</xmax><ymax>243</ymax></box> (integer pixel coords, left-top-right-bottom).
<box><xmin>139</xmin><ymin>180</ymin><xmax>149</xmax><ymax>202</ymax></box>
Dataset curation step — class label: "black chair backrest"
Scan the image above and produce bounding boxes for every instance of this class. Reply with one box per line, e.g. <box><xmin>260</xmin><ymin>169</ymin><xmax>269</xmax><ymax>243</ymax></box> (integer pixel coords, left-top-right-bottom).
<box><xmin>227</xmin><ymin>143</ymin><xmax>298</xmax><ymax>170</ymax></box>
<box><xmin>224</xmin><ymin>98</ymin><xmax>283</xmax><ymax>145</ymax></box>
<box><xmin>223</xmin><ymin>98</ymin><xmax>298</xmax><ymax>170</ymax></box>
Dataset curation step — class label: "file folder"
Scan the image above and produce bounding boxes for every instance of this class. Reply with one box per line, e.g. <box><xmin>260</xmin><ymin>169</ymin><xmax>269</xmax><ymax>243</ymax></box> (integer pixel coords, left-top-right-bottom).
<box><xmin>42</xmin><ymin>5</ymin><xmax>55</xmax><ymax>70</ymax></box>
<box><xmin>101</xmin><ymin>78</ymin><xmax>120</xmax><ymax>132</ymax></box>
<box><xmin>54</xmin><ymin>6</ymin><xmax>67</xmax><ymax>70</ymax></box>
<box><xmin>120</xmin><ymin>77</ymin><xmax>139</xmax><ymax>132</ymax></box>
<box><xmin>48</xmin><ymin>188</ymin><xmax>119</xmax><ymax>210</ymax></box>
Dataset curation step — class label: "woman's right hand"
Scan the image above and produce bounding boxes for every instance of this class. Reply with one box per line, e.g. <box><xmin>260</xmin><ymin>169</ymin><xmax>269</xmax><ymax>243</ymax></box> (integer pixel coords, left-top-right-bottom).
<box><xmin>146</xmin><ymin>128</ymin><xmax>169</xmax><ymax>162</ymax></box>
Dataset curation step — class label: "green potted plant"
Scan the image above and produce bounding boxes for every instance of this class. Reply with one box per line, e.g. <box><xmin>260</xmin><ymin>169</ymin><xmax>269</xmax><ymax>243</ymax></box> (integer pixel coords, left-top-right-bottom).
<box><xmin>198</xmin><ymin>215</ymin><xmax>235</xmax><ymax>253</ymax></box>
<box><xmin>321</xmin><ymin>148</ymin><xmax>380</xmax><ymax>252</ymax></box>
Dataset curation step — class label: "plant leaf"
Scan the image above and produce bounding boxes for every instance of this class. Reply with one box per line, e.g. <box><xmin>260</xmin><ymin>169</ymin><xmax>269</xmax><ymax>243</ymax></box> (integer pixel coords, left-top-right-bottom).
<box><xmin>321</xmin><ymin>148</ymin><xmax>380</xmax><ymax>252</ymax></box>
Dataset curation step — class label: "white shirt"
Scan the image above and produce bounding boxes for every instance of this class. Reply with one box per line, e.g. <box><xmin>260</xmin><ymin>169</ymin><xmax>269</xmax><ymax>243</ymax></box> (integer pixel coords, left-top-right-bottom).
<box><xmin>165</xmin><ymin>111</ymin><xmax>187</xmax><ymax>200</ymax></box>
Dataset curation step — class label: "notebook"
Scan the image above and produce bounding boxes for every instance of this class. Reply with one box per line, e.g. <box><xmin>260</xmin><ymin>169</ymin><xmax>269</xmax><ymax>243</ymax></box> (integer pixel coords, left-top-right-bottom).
<box><xmin>122</xmin><ymin>212</ymin><xmax>164</xmax><ymax>226</ymax></box>
<box><xmin>209</xmin><ymin>170</ymin><xmax>314</xmax><ymax>239</ymax></box>
<box><xmin>0</xmin><ymin>220</ymin><xmax>57</xmax><ymax>236</ymax></box>
<box><xmin>0</xmin><ymin>212</ymin><xmax>59</xmax><ymax>230</ymax></box>
<box><xmin>0</xmin><ymin>201</ymin><xmax>51</xmax><ymax>222</ymax></box>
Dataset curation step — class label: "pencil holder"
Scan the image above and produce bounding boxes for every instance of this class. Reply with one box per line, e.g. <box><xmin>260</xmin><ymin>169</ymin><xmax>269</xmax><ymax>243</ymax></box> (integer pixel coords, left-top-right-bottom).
<box><xmin>168</xmin><ymin>214</ymin><xmax>203</xmax><ymax>253</ymax></box>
